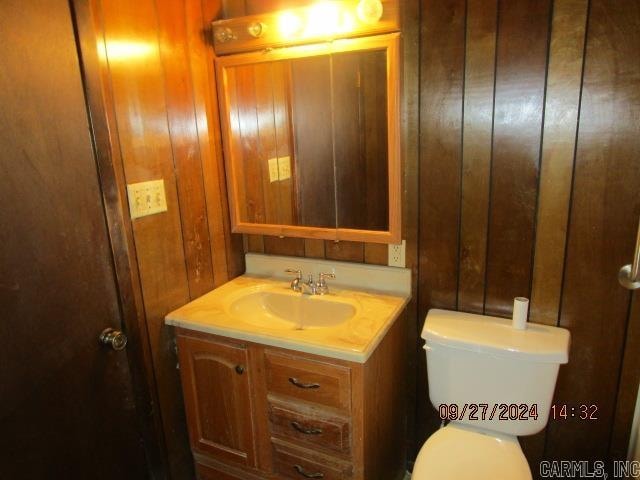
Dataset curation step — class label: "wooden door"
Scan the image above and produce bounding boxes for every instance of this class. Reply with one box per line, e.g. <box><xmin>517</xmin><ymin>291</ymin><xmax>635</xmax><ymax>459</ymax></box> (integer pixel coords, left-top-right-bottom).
<box><xmin>176</xmin><ymin>334</ymin><xmax>257</xmax><ymax>467</ymax></box>
<box><xmin>0</xmin><ymin>0</ymin><xmax>149</xmax><ymax>478</ymax></box>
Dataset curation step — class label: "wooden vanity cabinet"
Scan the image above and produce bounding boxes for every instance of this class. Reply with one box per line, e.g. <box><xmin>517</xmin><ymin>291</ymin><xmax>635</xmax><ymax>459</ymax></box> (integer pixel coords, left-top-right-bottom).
<box><xmin>176</xmin><ymin>335</ymin><xmax>257</xmax><ymax>468</ymax></box>
<box><xmin>176</xmin><ymin>311</ymin><xmax>407</xmax><ymax>480</ymax></box>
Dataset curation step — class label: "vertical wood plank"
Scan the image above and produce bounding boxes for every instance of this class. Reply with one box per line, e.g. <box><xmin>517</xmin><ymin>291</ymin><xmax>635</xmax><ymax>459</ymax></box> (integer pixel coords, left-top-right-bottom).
<box><xmin>271</xmin><ymin>61</ymin><xmax>296</xmax><ymax>225</ymax></box>
<box><xmin>236</xmin><ymin>65</ymin><xmax>267</xmax><ymax>224</ymax></box>
<box><xmin>546</xmin><ymin>0</ymin><xmax>640</xmax><ymax>461</ymax></box>
<box><xmin>253</xmin><ymin>63</ymin><xmax>280</xmax><ymax>224</ymax></box>
<box><xmin>304</xmin><ymin>239</ymin><xmax>326</xmax><ymax>258</ymax></box>
<box><xmin>157</xmin><ymin>0</ymin><xmax>215</xmax><ymax>299</ymax></box>
<box><xmin>99</xmin><ymin>0</ymin><xmax>193</xmax><ymax>477</ymax></box>
<box><xmin>458</xmin><ymin>0</ymin><xmax>497</xmax><ymax>314</ymax></box>
<box><xmin>418</xmin><ymin>0</ymin><xmax>465</xmax><ymax>313</ymax></box>
<box><xmin>401</xmin><ymin>0</ymin><xmax>420</xmax><ymax>458</ymax></box>
<box><xmin>324</xmin><ymin>241</ymin><xmax>365</xmax><ymax>262</ymax></box>
<box><xmin>364</xmin><ymin>243</ymin><xmax>388</xmax><ymax>266</ymax></box>
<box><xmin>263</xmin><ymin>236</ymin><xmax>305</xmax><ymax>257</ymax></box>
<box><xmin>187</xmin><ymin>0</ymin><xmax>244</xmax><ymax>283</ymax></box>
<box><xmin>530</xmin><ymin>0</ymin><xmax>589</xmax><ymax>325</ymax></box>
<box><xmin>484</xmin><ymin>0</ymin><xmax>552</xmax><ymax>316</ymax></box>
<box><xmin>417</xmin><ymin>0</ymin><xmax>466</xmax><ymax>445</ymax></box>
<box><xmin>610</xmin><ymin>295</ymin><xmax>640</xmax><ymax>460</ymax></box>
<box><xmin>246</xmin><ymin>234</ymin><xmax>265</xmax><ymax>253</ymax></box>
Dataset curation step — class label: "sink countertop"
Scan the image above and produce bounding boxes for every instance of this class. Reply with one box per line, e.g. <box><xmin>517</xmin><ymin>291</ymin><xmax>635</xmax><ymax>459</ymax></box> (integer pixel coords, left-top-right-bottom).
<box><xmin>165</xmin><ymin>274</ymin><xmax>410</xmax><ymax>363</ymax></box>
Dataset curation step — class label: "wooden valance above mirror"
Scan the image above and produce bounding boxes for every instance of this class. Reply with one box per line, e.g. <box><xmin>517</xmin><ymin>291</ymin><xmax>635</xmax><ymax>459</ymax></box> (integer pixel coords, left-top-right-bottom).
<box><xmin>216</xmin><ymin>33</ymin><xmax>400</xmax><ymax>244</ymax></box>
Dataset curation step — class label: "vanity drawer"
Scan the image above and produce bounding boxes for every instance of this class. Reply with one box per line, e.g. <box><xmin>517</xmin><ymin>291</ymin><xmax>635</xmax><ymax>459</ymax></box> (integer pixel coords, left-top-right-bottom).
<box><xmin>269</xmin><ymin>402</ymin><xmax>351</xmax><ymax>455</ymax></box>
<box><xmin>272</xmin><ymin>441</ymin><xmax>352</xmax><ymax>480</ymax></box>
<box><xmin>264</xmin><ymin>351</ymin><xmax>351</xmax><ymax>411</ymax></box>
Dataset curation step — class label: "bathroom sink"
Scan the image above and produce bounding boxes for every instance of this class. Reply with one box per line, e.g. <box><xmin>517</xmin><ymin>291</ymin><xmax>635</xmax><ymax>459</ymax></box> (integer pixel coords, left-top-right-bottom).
<box><xmin>227</xmin><ymin>290</ymin><xmax>357</xmax><ymax>329</ymax></box>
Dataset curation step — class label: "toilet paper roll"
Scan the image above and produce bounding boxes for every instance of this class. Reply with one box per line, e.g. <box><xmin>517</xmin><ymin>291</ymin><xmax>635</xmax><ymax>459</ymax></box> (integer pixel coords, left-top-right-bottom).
<box><xmin>512</xmin><ymin>297</ymin><xmax>529</xmax><ymax>330</ymax></box>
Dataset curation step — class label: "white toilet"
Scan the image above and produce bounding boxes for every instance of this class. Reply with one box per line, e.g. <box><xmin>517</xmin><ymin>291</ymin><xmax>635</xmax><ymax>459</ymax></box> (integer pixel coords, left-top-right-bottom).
<box><xmin>412</xmin><ymin>309</ymin><xmax>571</xmax><ymax>479</ymax></box>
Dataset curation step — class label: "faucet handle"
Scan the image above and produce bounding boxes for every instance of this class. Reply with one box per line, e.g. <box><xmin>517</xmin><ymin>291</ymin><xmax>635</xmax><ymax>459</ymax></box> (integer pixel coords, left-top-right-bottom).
<box><xmin>318</xmin><ymin>272</ymin><xmax>335</xmax><ymax>285</ymax></box>
<box><xmin>284</xmin><ymin>268</ymin><xmax>302</xmax><ymax>279</ymax></box>
<box><xmin>317</xmin><ymin>272</ymin><xmax>335</xmax><ymax>295</ymax></box>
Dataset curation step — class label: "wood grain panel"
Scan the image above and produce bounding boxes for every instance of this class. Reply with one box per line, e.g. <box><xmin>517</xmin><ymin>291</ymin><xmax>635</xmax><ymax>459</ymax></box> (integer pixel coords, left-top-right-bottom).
<box><xmin>399</xmin><ymin>0</ymin><xmax>421</xmax><ymax>459</ymax></box>
<box><xmin>417</xmin><ymin>0</ymin><xmax>465</xmax><ymax>446</ymax></box>
<box><xmin>364</xmin><ymin>243</ymin><xmax>388</xmax><ymax>266</ymax></box>
<box><xmin>73</xmin><ymin>0</ymin><xmax>168</xmax><ymax>474</ymax></box>
<box><xmin>188</xmin><ymin>0</ymin><xmax>243</xmax><ymax>284</ymax></box>
<box><xmin>484</xmin><ymin>0</ymin><xmax>552</xmax><ymax>316</ymax></box>
<box><xmin>418</xmin><ymin>0</ymin><xmax>465</xmax><ymax>314</ymax></box>
<box><xmin>235</xmin><ymin>65</ymin><xmax>268</xmax><ymax>223</ymax></box>
<box><xmin>457</xmin><ymin>0</ymin><xmax>497</xmax><ymax>314</ymax></box>
<box><xmin>253</xmin><ymin>62</ymin><xmax>281</xmax><ymax>224</ymax></box>
<box><xmin>156</xmin><ymin>0</ymin><xmax>215</xmax><ymax>299</ymax></box>
<box><xmin>264</xmin><ymin>236</ymin><xmax>305</xmax><ymax>257</ymax></box>
<box><xmin>530</xmin><ymin>0</ymin><xmax>589</xmax><ymax>325</ymax></box>
<box><xmin>610</xmin><ymin>295</ymin><xmax>640</xmax><ymax>460</ymax></box>
<box><xmin>290</xmin><ymin>56</ymin><xmax>336</xmax><ymax>228</ymax></box>
<box><xmin>195</xmin><ymin>2</ymin><xmax>233</xmax><ymax>245</ymax></box>
<box><xmin>546</xmin><ymin>0</ymin><xmax>640</xmax><ymax>461</ymax></box>
<box><xmin>304</xmin><ymin>239</ymin><xmax>326</xmax><ymax>259</ymax></box>
<box><xmin>98</xmin><ymin>0</ymin><xmax>198</xmax><ymax>477</ymax></box>
<box><xmin>271</xmin><ymin>61</ymin><xmax>296</xmax><ymax>225</ymax></box>
<box><xmin>325</xmin><ymin>241</ymin><xmax>365</xmax><ymax>262</ymax></box>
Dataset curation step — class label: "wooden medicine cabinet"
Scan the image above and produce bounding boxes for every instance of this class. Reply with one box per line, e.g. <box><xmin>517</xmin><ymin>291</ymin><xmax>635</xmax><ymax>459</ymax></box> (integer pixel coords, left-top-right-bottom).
<box><xmin>216</xmin><ymin>33</ymin><xmax>401</xmax><ymax>244</ymax></box>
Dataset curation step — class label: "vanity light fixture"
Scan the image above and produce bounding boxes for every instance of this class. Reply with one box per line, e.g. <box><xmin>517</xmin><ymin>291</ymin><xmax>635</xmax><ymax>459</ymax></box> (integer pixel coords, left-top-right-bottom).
<box><xmin>210</xmin><ymin>0</ymin><xmax>398</xmax><ymax>56</ymax></box>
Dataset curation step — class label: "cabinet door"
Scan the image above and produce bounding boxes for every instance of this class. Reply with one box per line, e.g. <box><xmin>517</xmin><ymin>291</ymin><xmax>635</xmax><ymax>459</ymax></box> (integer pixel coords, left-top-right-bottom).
<box><xmin>177</xmin><ymin>334</ymin><xmax>256</xmax><ymax>467</ymax></box>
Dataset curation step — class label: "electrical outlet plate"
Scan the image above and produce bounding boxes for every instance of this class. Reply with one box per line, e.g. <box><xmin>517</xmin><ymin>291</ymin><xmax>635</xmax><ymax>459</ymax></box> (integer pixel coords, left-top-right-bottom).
<box><xmin>388</xmin><ymin>239</ymin><xmax>406</xmax><ymax>268</ymax></box>
<box><xmin>127</xmin><ymin>179</ymin><xmax>168</xmax><ymax>219</ymax></box>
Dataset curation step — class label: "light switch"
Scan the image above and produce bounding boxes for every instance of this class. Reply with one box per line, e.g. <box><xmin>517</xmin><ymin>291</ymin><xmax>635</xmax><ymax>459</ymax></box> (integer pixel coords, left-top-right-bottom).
<box><xmin>268</xmin><ymin>157</ymin><xmax>279</xmax><ymax>183</ymax></box>
<box><xmin>126</xmin><ymin>179</ymin><xmax>168</xmax><ymax>219</ymax></box>
<box><xmin>278</xmin><ymin>156</ymin><xmax>291</xmax><ymax>180</ymax></box>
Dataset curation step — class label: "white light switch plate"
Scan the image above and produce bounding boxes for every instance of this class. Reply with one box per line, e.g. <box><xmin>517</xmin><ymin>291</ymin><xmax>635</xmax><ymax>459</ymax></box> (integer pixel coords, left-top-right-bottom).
<box><xmin>278</xmin><ymin>156</ymin><xmax>291</xmax><ymax>180</ymax></box>
<box><xmin>268</xmin><ymin>157</ymin><xmax>279</xmax><ymax>183</ymax></box>
<box><xmin>127</xmin><ymin>179</ymin><xmax>168</xmax><ymax>219</ymax></box>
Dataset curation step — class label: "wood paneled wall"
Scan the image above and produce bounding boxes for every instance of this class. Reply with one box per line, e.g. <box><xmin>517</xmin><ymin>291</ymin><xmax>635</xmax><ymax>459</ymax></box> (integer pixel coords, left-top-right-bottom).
<box><xmin>418</xmin><ymin>0</ymin><xmax>640</xmax><ymax>475</ymax></box>
<box><xmin>75</xmin><ymin>1</ymin><xmax>243</xmax><ymax>478</ymax></box>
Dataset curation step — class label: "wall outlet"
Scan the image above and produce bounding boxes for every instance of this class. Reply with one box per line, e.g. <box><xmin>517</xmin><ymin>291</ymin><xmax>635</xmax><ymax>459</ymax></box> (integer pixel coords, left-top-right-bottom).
<box><xmin>388</xmin><ymin>239</ymin><xmax>406</xmax><ymax>268</ymax></box>
<box><xmin>127</xmin><ymin>179</ymin><xmax>167</xmax><ymax>219</ymax></box>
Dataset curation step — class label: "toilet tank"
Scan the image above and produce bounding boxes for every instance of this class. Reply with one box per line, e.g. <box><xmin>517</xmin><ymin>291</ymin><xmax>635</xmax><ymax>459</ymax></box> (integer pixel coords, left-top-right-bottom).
<box><xmin>422</xmin><ymin>309</ymin><xmax>570</xmax><ymax>436</ymax></box>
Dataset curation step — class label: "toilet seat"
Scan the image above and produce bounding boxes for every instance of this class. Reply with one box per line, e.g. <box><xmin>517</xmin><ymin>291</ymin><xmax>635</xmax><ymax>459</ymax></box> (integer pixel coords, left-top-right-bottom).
<box><xmin>412</xmin><ymin>423</ymin><xmax>532</xmax><ymax>480</ymax></box>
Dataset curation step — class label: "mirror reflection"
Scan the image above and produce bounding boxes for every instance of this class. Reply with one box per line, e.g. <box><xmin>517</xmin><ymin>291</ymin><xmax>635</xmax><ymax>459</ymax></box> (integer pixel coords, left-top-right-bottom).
<box><xmin>222</xmin><ymin>49</ymin><xmax>388</xmax><ymax>231</ymax></box>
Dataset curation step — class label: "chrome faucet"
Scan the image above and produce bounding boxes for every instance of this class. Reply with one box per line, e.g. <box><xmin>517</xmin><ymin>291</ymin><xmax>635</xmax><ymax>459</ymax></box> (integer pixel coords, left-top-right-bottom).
<box><xmin>285</xmin><ymin>269</ymin><xmax>303</xmax><ymax>292</ymax></box>
<box><xmin>316</xmin><ymin>272</ymin><xmax>335</xmax><ymax>295</ymax></box>
<box><xmin>284</xmin><ymin>269</ymin><xmax>336</xmax><ymax>295</ymax></box>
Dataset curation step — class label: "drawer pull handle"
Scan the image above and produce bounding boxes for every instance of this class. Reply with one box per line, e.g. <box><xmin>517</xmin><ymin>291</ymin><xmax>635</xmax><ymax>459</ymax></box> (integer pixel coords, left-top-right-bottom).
<box><xmin>289</xmin><ymin>377</ymin><xmax>320</xmax><ymax>389</ymax></box>
<box><xmin>293</xmin><ymin>464</ymin><xmax>324</xmax><ymax>478</ymax></box>
<box><xmin>291</xmin><ymin>421</ymin><xmax>323</xmax><ymax>435</ymax></box>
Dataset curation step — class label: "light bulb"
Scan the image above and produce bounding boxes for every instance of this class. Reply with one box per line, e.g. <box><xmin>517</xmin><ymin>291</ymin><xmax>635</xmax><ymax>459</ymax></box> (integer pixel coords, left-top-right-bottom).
<box><xmin>356</xmin><ymin>0</ymin><xmax>383</xmax><ymax>24</ymax></box>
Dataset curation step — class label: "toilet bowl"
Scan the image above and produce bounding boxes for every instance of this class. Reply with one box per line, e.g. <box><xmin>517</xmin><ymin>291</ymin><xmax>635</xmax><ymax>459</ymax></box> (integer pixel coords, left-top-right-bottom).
<box><xmin>411</xmin><ymin>308</ymin><xmax>570</xmax><ymax>479</ymax></box>
<box><xmin>412</xmin><ymin>423</ymin><xmax>531</xmax><ymax>479</ymax></box>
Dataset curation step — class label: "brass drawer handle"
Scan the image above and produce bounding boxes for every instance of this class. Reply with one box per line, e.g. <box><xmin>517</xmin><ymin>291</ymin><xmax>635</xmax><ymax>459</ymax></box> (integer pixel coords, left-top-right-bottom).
<box><xmin>293</xmin><ymin>464</ymin><xmax>324</xmax><ymax>478</ymax></box>
<box><xmin>291</xmin><ymin>421</ymin><xmax>323</xmax><ymax>435</ymax></box>
<box><xmin>289</xmin><ymin>377</ymin><xmax>320</xmax><ymax>389</ymax></box>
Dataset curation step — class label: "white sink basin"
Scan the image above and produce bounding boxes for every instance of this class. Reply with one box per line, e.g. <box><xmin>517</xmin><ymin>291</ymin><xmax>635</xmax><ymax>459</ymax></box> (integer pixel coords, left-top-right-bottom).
<box><xmin>227</xmin><ymin>290</ymin><xmax>357</xmax><ymax>329</ymax></box>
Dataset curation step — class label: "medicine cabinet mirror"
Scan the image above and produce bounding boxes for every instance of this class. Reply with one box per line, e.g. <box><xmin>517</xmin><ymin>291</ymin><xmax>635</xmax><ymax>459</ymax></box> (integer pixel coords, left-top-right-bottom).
<box><xmin>216</xmin><ymin>33</ymin><xmax>400</xmax><ymax>243</ymax></box>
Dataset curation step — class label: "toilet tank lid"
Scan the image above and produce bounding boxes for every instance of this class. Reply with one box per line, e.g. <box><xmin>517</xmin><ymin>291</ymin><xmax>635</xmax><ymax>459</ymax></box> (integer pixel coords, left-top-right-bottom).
<box><xmin>421</xmin><ymin>309</ymin><xmax>570</xmax><ymax>364</ymax></box>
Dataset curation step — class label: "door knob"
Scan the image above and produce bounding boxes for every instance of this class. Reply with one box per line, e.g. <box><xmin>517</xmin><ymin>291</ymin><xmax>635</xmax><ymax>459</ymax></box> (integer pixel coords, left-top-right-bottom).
<box><xmin>99</xmin><ymin>328</ymin><xmax>128</xmax><ymax>351</ymax></box>
<box><xmin>619</xmin><ymin>216</ymin><xmax>640</xmax><ymax>290</ymax></box>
